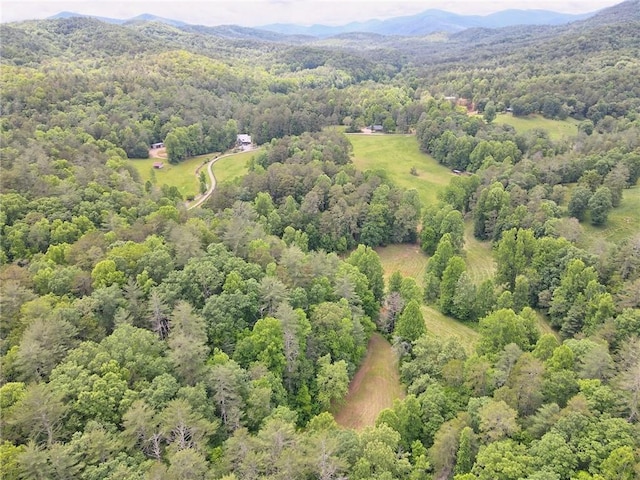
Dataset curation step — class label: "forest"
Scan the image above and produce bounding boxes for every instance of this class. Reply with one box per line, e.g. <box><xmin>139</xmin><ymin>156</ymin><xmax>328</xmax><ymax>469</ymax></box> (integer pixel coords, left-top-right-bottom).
<box><xmin>1</xmin><ymin>1</ymin><xmax>639</xmax><ymax>479</ymax></box>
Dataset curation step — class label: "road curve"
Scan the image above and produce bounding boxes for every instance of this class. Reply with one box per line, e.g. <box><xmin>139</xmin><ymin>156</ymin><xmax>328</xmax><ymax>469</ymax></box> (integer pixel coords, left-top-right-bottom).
<box><xmin>187</xmin><ymin>148</ymin><xmax>253</xmax><ymax>210</ymax></box>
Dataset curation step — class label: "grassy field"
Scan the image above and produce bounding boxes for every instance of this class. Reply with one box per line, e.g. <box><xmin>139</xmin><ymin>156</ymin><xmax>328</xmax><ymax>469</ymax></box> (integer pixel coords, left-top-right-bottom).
<box><xmin>375</xmin><ymin>244</ymin><xmax>428</xmax><ymax>285</ymax></box>
<box><xmin>579</xmin><ymin>184</ymin><xmax>640</xmax><ymax>248</ymax></box>
<box><xmin>334</xmin><ymin>333</ymin><xmax>405</xmax><ymax>429</ymax></box>
<box><xmin>348</xmin><ymin>134</ymin><xmax>453</xmax><ymax>206</ymax></box>
<box><xmin>422</xmin><ymin>305</ymin><xmax>479</xmax><ymax>354</ymax></box>
<box><xmin>212</xmin><ymin>149</ymin><xmax>260</xmax><ymax>184</ymax></box>
<box><xmin>375</xmin><ymin>244</ymin><xmax>480</xmax><ymax>353</ymax></box>
<box><xmin>463</xmin><ymin>222</ymin><xmax>496</xmax><ymax>284</ymax></box>
<box><xmin>494</xmin><ymin>113</ymin><xmax>579</xmax><ymax>141</ymax></box>
<box><xmin>128</xmin><ymin>153</ymin><xmax>214</xmax><ymax>198</ymax></box>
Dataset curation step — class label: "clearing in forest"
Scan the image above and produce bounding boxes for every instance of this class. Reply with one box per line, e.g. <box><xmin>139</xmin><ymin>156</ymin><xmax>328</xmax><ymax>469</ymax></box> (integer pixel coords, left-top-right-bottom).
<box><xmin>348</xmin><ymin>134</ymin><xmax>452</xmax><ymax>206</ymax></box>
<box><xmin>375</xmin><ymin>244</ymin><xmax>428</xmax><ymax>284</ymax></box>
<box><xmin>334</xmin><ymin>333</ymin><xmax>405</xmax><ymax>430</ymax></box>
<box><xmin>421</xmin><ymin>305</ymin><xmax>479</xmax><ymax>354</ymax></box>
<box><xmin>211</xmin><ymin>149</ymin><xmax>257</xmax><ymax>184</ymax></box>
<box><xmin>580</xmin><ymin>184</ymin><xmax>640</xmax><ymax>248</ymax></box>
<box><xmin>375</xmin><ymin>244</ymin><xmax>481</xmax><ymax>353</ymax></box>
<box><xmin>463</xmin><ymin>221</ymin><xmax>496</xmax><ymax>284</ymax></box>
<box><xmin>495</xmin><ymin>113</ymin><xmax>579</xmax><ymax>141</ymax></box>
<box><xmin>128</xmin><ymin>153</ymin><xmax>215</xmax><ymax>198</ymax></box>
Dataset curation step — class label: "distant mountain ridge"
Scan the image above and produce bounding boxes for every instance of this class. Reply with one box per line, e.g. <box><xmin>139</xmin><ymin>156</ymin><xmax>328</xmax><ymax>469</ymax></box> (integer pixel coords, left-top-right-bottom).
<box><xmin>259</xmin><ymin>9</ymin><xmax>595</xmax><ymax>37</ymax></box>
<box><xmin>49</xmin><ymin>11</ymin><xmax>188</xmax><ymax>27</ymax></box>
<box><xmin>47</xmin><ymin>8</ymin><xmax>596</xmax><ymax>38</ymax></box>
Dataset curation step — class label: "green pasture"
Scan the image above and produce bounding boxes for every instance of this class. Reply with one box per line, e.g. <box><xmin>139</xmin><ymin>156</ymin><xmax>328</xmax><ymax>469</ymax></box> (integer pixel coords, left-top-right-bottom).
<box><xmin>348</xmin><ymin>134</ymin><xmax>453</xmax><ymax>206</ymax></box>
<box><xmin>422</xmin><ymin>305</ymin><xmax>479</xmax><ymax>354</ymax></box>
<box><xmin>580</xmin><ymin>184</ymin><xmax>640</xmax><ymax>248</ymax></box>
<box><xmin>211</xmin><ymin>149</ymin><xmax>259</xmax><ymax>184</ymax></box>
<box><xmin>495</xmin><ymin>113</ymin><xmax>579</xmax><ymax>141</ymax></box>
<box><xmin>128</xmin><ymin>153</ymin><xmax>213</xmax><ymax>198</ymax></box>
<box><xmin>463</xmin><ymin>221</ymin><xmax>496</xmax><ymax>284</ymax></box>
<box><xmin>375</xmin><ymin>244</ymin><xmax>429</xmax><ymax>286</ymax></box>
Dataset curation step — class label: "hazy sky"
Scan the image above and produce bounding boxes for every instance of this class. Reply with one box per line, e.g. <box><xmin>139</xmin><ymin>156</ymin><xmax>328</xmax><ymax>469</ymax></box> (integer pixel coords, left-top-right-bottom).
<box><xmin>1</xmin><ymin>0</ymin><xmax>624</xmax><ymax>26</ymax></box>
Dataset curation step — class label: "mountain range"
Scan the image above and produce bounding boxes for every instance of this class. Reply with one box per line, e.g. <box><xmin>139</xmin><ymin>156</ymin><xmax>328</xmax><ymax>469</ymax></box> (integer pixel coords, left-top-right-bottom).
<box><xmin>259</xmin><ymin>9</ymin><xmax>595</xmax><ymax>37</ymax></box>
<box><xmin>48</xmin><ymin>8</ymin><xmax>597</xmax><ymax>38</ymax></box>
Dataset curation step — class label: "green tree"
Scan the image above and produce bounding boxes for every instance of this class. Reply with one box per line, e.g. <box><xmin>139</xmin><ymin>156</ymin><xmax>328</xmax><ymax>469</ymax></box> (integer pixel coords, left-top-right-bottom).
<box><xmin>315</xmin><ymin>354</ymin><xmax>349</xmax><ymax>411</ymax></box>
<box><xmin>588</xmin><ymin>186</ymin><xmax>613</xmax><ymax>226</ymax></box>
<box><xmin>347</xmin><ymin>244</ymin><xmax>385</xmax><ymax>303</ymax></box>
<box><xmin>600</xmin><ymin>446</ymin><xmax>637</xmax><ymax>480</ymax></box>
<box><xmin>16</xmin><ymin>316</ymin><xmax>77</xmax><ymax>382</ymax></box>
<box><xmin>483</xmin><ymin>101</ymin><xmax>497</xmax><ymax>124</ymax></box>
<box><xmin>478</xmin><ymin>399</ymin><xmax>519</xmax><ymax>442</ymax></box>
<box><xmin>6</xmin><ymin>383</ymin><xmax>66</xmax><ymax>446</ymax></box>
<box><xmin>168</xmin><ymin>301</ymin><xmax>209</xmax><ymax>386</ymax></box>
<box><xmin>395</xmin><ymin>300</ymin><xmax>426</xmax><ymax>342</ymax></box>
<box><xmin>455</xmin><ymin>426</ymin><xmax>476</xmax><ymax>475</ymax></box>
<box><xmin>440</xmin><ymin>256</ymin><xmax>466</xmax><ymax>316</ymax></box>
<box><xmin>452</xmin><ymin>272</ymin><xmax>477</xmax><ymax>321</ymax></box>
<box><xmin>477</xmin><ymin>309</ymin><xmax>531</xmax><ymax>357</ymax></box>
<box><xmin>160</xmin><ymin>398</ymin><xmax>218</xmax><ymax>452</ymax></box>
<box><xmin>234</xmin><ymin>317</ymin><xmax>286</xmax><ymax>377</ymax></box>
<box><xmin>473</xmin><ymin>181</ymin><xmax>511</xmax><ymax>240</ymax></box>
<box><xmin>472</xmin><ymin>440</ymin><xmax>532</xmax><ymax>480</ymax></box>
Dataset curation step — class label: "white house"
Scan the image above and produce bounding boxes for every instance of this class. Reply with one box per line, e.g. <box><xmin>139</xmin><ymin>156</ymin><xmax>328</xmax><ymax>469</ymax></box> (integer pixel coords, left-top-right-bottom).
<box><xmin>237</xmin><ymin>134</ymin><xmax>252</xmax><ymax>146</ymax></box>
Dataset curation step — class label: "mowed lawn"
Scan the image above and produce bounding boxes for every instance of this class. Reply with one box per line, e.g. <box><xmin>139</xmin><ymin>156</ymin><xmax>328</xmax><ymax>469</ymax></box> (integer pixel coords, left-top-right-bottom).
<box><xmin>334</xmin><ymin>333</ymin><xmax>405</xmax><ymax>430</ymax></box>
<box><xmin>463</xmin><ymin>221</ymin><xmax>496</xmax><ymax>284</ymax></box>
<box><xmin>212</xmin><ymin>149</ymin><xmax>261</xmax><ymax>184</ymax></box>
<box><xmin>128</xmin><ymin>153</ymin><xmax>214</xmax><ymax>198</ymax></box>
<box><xmin>375</xmin><ymin>244</ymin><xmax>428</xmax><ymax>285</ymax></box>
<box><xmin>495</xmin><ymin>113</ymin><xmax>579</xmax><ymax>141</ymax></box>
<box><xmin>348</xmin><ymin>134</ymin><xmax>453</xmax><ymax>206</ymax></box>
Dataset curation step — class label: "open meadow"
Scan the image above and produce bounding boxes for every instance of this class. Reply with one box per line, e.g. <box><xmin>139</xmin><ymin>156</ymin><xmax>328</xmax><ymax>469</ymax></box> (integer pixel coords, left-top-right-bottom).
<box><xmin>494</xmin><ymin>113</ymin><xmax>579</xmax><ymax>141</ymax></box>
<box><xmin>128</xmin><ymin>153</ymin><xmax>214</xmax><ymax>198</ymax></box>
<box><xmin>348</xmin><ymin>134</ymin><xmax>453</xmax><ymax>206</ymax></box>
<box><xmin>580</xmin><ymin>184</ymin><xmax>640</xmax><ymax>248</ymax></box>
<box><xmin>333</xmin><ymin>333</ymin><xmax>405</xmax><ymax>429</ymax></box>
<box><xmin>374</xmin><ymin>243</ymin><xmax>428</xmax><ymax>284</ymax></box>
<box><xmin>211</xmin><ymin>149</ymin><xmax>257</xmax><ymax>184</ymax></box>
<box><xmin>463</xmin><ymin>222</ymin><xmax>496</xmax><ymax>284</ymax></box>
<box><xmin>422</xmin><ymin>305</ymin><xmax>479</xmax><ymax>354</ymax></box>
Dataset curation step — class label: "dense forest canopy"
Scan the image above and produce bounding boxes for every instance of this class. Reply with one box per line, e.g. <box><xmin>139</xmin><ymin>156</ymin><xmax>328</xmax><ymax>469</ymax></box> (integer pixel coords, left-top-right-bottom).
<box><xmin>1</xmin><ymin>1</ymin><xmax>639</xmax><ymax>479</ymax></box>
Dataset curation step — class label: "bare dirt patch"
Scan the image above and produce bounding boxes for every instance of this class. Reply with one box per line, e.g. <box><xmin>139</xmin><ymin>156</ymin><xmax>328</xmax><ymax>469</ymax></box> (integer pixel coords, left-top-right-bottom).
<box><xmin>148</xmin><ymin>147</ymin><xmax>167</xmax><ymax>159</ymax></box>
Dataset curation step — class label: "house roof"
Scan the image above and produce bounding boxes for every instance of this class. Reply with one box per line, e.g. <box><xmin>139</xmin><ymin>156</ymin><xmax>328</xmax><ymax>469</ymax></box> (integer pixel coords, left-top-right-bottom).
<box><xmin>237</xmin><ymin>134</ymin><xmax>252</xmax><ymax>143</ymax></box>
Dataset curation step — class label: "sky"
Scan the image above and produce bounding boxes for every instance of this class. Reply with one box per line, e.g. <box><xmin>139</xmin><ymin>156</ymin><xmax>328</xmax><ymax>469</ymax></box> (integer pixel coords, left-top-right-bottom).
<box><xmin>0</xmin><ymin>0</ymin><xmax>624</xmax><ymax>26</ymax></box>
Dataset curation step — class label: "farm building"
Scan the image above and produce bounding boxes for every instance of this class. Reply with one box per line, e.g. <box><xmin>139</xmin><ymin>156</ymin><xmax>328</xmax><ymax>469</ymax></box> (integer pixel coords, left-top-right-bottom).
<box><xmin>151</xmin><ymin>142</ymin><xmax>164</xmax><ymax>149</ymax></box>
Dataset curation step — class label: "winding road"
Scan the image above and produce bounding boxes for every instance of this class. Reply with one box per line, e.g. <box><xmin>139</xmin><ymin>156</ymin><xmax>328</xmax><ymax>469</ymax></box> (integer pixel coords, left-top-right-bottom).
<box><xmin>186</xmin><ymin>148</ymin><xmax>254</xmax><ymax>210</ymax></box>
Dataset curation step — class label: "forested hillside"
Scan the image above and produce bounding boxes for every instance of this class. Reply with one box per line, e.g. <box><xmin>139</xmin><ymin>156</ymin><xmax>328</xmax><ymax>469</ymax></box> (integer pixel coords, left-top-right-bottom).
<box><xmin>1</xmin><ymin>2</ymin><xmax>639</xmax><ymax>479</ymax></box>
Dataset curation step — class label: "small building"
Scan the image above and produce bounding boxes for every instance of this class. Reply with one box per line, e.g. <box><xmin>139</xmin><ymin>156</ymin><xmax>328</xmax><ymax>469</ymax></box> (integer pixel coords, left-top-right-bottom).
<box><xmin>237</xmin><ymin>134</ymin><xmax>252</xmax><ymax>146</ymax></box>
<box><xmin>153</xmin><ymin>162</ymin><xmax>164</xmax><ymax>169</ymax></box>
<box><xmin>370</xmin><ymin>125</ymin><xmax>384</xmax><ymax>133</ymax></box>
<box><xmin>151</xmin><ymin>142</ymin><xmax>164</xmax><ymax>149</ymax></box>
